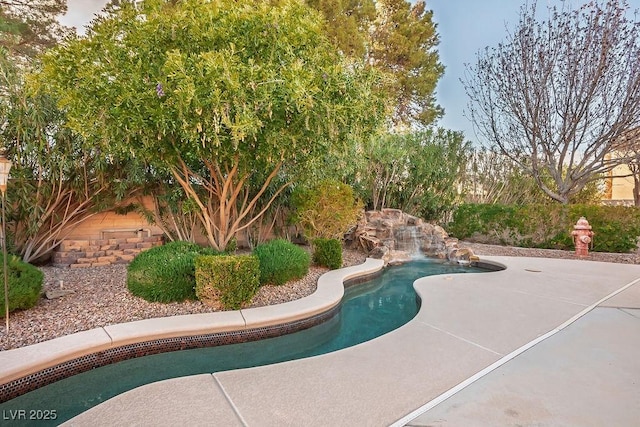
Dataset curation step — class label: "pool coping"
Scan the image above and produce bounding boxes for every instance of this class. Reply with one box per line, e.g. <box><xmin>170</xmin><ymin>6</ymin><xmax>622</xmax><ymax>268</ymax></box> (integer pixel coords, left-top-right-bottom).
<box><xmin>0</xmin><ymin>258</ymin><xmax>384</xmax><ymax>390</ymax></box>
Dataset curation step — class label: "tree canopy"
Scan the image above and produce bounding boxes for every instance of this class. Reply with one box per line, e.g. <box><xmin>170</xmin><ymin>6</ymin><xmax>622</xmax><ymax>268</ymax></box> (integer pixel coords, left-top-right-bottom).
<box><xmin>0</xmin><ymin>0</ymin><xmax>70</xmax><ymax>60</ymax></box>
<box><xmin>305</xmin><ymin>0</ymin><xmax>375</xmax><ymax>59</ymax></box>
<box><xmin>36</xmin><ymin>0</ymin><xmax>388</xmax><ymax>250</ymax></box>
<box><xmin>358</xmin><ymin>129</ymin><xmax>469</xmax><ymax>220</ymax></box>
<box><xmin>465</xmin><ymin>0</ymin><xmax>640</xmax><ymax>204</ymax></box>
<box><xmin>308</xmin><ymin>0</ymin><xmax>444</xmax><ymax>127</ymax></box>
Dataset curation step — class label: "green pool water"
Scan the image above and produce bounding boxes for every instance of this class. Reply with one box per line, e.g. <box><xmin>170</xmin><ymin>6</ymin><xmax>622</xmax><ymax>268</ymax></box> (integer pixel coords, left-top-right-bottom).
<box><xmin>0</xmin><ymin>258</ymin><xmax>484</xmax><ymax>425</ymax></box>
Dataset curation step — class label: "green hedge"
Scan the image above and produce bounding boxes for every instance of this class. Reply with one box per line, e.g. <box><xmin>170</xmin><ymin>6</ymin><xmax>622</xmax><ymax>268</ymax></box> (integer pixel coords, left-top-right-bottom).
<box><xmin>253</xmin><ymin>239</ymin><xmax>310</xmax><ymax>285</ymax></box>
<box><xmin>195</xmin><ymin>255</ymin><xmax>260</xmax><ymax>310</ymax></box>
<box><xmin>448</xmin><ymin>203</ymin><xmax>640</xmax><ymax>253</ymax></box>
<box><xmin>312</xmin><ymin>238</ymin><xmax>343</xmax><ymax>269</ymax></box>
<box><xmin>127</xmin><ymin>241</ymin><xmax>218</xmax><ymax>303</ymax></box>
<box><xmin>0</xmin><ymin>254</ymin><xmax>44</xmax><ymax>316</ymax></box>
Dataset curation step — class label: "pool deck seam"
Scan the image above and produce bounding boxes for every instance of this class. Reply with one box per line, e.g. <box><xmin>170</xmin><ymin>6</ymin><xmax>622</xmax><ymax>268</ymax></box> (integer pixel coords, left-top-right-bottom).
<box><xmin>617</xmin><ymin>307</ymin><xmax>640</xmax><ymax>319</ymax></box>
<box><xmin>101</xmin><ymin>326</ymin><xmax>115</xmax><ymax>345</ymax></box>
<box><xmin>212</xmin><ymin>373</ymin><xmax>248</xmax><ymax>427</ymax></box>
<box><xmin>238</xmin><ymin>310</ymin><xmax>248</xmax><ymax>328</ymax></box>
<box><xmin>419</xmin><ymin>322</ymin><xmax>504</xmax><ymax>356</ymax></box>
<box><xmin>395</xmin><ymin>268</ymin><xmax>640</xmax><ymax>426</ymax></box>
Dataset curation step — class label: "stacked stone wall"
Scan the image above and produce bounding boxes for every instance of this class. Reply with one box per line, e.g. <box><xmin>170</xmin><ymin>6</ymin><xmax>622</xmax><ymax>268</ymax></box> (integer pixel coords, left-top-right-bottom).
<box><xmin>52</xmin><ymin>235</ymin><xmax>164</xmax><ymax>268</ymax></box>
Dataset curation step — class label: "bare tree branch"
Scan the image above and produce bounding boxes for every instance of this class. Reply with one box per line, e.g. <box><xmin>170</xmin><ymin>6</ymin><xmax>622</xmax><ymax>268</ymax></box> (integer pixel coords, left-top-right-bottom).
<box><xmin>465</xmin><ymin>0</ymin><xmax>640</xmax><ymax>204</ymax></box>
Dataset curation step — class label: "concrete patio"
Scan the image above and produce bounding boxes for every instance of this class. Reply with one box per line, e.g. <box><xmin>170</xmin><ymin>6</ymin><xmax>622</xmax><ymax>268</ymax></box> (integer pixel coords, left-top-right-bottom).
<box><xmin>59</xmin><ymin>256</ymin><xmax>640</xmax><ymax>426</ymax></box>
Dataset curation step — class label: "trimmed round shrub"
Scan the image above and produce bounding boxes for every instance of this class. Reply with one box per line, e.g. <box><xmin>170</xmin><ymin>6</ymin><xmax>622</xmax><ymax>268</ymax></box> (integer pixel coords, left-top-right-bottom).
<box><xmin>313</xmin><ymin>238</ymin><xmax>343</xmax><ymax>270</ymax></box>
<box><xmin>0</xmin><ymin>254</ymin><xmax>44</xmax><ymax>316</ymax></box>
<box><xmin>127</xmin><ymin>241</ymin><xmax>218</xmax><ymax>303</ymax></box>
<box><xmin>253</xmin><ymin>239</ymin><xmax>310</xmax><ymax>286</ymax></box>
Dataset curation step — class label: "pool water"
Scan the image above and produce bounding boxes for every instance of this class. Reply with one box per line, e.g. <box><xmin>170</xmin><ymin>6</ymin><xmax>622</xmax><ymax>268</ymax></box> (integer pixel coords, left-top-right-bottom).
<box><xmin>0</xmin><ymin>259</ymin><xmax>483</xmax><ymax>425</ymax></box>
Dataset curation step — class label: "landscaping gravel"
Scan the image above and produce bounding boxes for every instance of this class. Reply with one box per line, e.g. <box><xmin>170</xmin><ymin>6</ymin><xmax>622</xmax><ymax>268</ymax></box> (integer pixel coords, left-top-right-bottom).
<box><xmin>1</xmin><ymin>243</ymin><xmax>637</xmax><ymax>351</ymax></box>
<box><xmin>461</xmin><ymin>241</ymin><xmax>640</xmax><ymax>264</ymax></box>
<box><xmin>0</xmin><ymin>249</ymin><xmax>366</xmax><ymax>350</ymax></box>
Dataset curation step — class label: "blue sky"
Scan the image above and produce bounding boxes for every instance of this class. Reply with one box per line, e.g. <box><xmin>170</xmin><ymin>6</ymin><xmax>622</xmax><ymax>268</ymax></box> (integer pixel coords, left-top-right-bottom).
<box><xmin>427</xmin><ymin>0</ymin><xmax>523</xmax><ymax>139</ymax></box>
<box><xmin>61</xmin><ymin>0</ymin><xmax>640</xmax><ymax>143</ymax></box>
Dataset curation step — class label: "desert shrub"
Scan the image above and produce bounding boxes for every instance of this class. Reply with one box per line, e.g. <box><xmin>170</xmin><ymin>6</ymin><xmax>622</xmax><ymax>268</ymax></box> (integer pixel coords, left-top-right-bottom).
<box><xmin>290</xmin><ymin>180</ymin><xmax>363</xmax><ymax>240</ymax></box>
<box><xmin>253</xmin><ymin>239</ymin><xmax>310</xmax><ymax>285</ymax></box>
<box><xmin>127</xmin><ymin>241</ymin><xmax>218</xmax><ymax>303</ymax></box>
<box><xmin>448</xmin><ymin>203</ymin><xmax>640</xmax><ymax>253</ymax></box>
<box><xmin>195</xmin><ymin>255</ymin><xmax>260</xmax><ymax>310</ymax></box>
<box><xmin>561</xmin><ymin>204</ymin><xmax>640</xmax><ymax>253</ymax></box>
<box><xmin>313</xmin><ymin>238</ymin><xmax>342</xmax><ymax>269</ymax></box>
<box><xmin>0</xmin><ymin>254</ymin><xmax>44</xmax><ymax>316</ymax></box>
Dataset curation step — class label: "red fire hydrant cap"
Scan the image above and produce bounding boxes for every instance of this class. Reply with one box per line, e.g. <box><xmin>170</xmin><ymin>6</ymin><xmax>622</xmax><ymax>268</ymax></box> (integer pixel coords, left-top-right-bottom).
<box><xmin>574</xmin><ymin>216</ymin><xmax>592</xmax><ymax>230</ymax></box>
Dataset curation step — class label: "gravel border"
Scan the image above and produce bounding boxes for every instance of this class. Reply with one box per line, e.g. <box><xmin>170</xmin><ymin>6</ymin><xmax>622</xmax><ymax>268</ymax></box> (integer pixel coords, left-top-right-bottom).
<box><xmin>1</xmin><ymin>243</ymin><xmax>637</xmax><ymax>351</ymax></box>
<box><xmin>0</xmin><ymin>249</ymin><xmax>366</xmax><ymax>350</ymax></box>
<box><xmin>461</xmin><ymin>241</ymin><xmax>640</xmax><ymax>264</ymax></box>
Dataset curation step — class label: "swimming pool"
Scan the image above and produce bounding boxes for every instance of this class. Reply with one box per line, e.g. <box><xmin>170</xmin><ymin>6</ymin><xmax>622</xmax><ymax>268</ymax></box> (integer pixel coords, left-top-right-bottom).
<box><xmin>0</xmin><ymin>259</ymin><xmax>484</xmax><ymax>425</ymax></box>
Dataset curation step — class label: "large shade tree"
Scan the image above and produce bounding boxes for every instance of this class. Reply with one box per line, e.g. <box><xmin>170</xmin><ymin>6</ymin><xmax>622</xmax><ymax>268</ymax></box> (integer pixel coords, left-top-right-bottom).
<box><xmin>370</xmin><ymin>0</ymin><xmax>443</xmax><ymax>126</ymax></box>
<box><xmin>465</xmin><ymin>0</ymin><xmax>640</xmax><ymax>204</ymax></box>
<box><xmin>308</xmin><ymin>0</ymin><xmax>444</xmax><ymax>127</ymax></box>
<box><xmin>37</xmin><ymin>0</ymin><xmax>387</xmax><ymax>251</ymax></box>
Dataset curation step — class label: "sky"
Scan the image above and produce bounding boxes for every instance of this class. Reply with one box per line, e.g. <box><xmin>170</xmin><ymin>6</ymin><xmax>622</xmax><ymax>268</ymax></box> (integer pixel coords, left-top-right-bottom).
<box><xmin>59</xmin><ymin>0</ymin><xmax>640</xmax><ymax>143</ymax></box>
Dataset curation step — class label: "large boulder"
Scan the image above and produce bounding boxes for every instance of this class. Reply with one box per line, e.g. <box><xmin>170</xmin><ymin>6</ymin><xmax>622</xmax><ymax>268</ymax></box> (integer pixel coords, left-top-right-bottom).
<box><xmin>447</xmin><ymin>247</ymin><xmax>478</xmax><ymax>265</ymax></box>
<box><xmin>345</xmin><ymin>209</ymin><xmax>460</xmax><ymax>265</ymax></box>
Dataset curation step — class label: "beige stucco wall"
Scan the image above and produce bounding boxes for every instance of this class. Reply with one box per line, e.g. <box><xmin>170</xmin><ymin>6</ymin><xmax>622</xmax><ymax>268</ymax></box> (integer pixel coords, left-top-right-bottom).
<box><xmin>66</xmin><ymin>196</ymin><xmax>163</xmax><ymax>240</ymax></box>
<box><xmin>607</xmin><ymin>163</ymin><xmax>635</xmax><ymax>202</ymax></box>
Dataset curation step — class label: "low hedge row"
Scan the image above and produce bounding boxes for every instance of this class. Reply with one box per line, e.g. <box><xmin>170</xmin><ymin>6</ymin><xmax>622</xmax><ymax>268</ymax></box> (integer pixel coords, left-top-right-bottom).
<box><xmin>448</xmin><ymin>203</ymin><xmax>640</xmax><ymax>253</ymax></box>
<box><xmin>127</xmin><ymin>238</ymin><xmax>343</xmax><ymax>307</ymax></box>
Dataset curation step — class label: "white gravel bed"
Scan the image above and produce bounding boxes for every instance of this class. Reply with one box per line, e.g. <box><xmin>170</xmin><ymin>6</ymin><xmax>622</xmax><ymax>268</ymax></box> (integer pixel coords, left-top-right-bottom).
<box><xmin>0</xmin><ymin>249</ymin><xmax>366</xmax><ymax>350</ymax></box>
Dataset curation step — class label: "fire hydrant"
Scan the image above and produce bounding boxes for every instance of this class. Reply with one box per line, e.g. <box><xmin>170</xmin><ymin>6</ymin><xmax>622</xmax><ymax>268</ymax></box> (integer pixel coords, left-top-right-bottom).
<box><xmin>571</xmin><ymin>216</ymin><xmax>594</xmax><ymax>257</ymax></box>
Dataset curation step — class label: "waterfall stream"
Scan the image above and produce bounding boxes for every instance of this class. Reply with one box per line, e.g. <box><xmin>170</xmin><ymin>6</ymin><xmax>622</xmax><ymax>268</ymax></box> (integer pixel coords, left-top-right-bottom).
<box><xmin>393</xmin><ymin>226</ymin><xmax>423</xmax><ymax>258</ymax></box>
